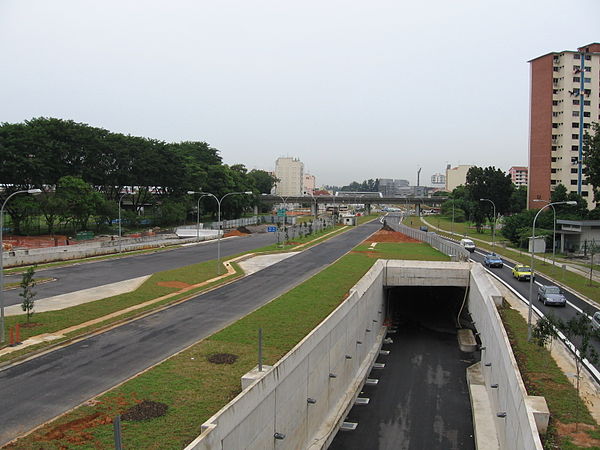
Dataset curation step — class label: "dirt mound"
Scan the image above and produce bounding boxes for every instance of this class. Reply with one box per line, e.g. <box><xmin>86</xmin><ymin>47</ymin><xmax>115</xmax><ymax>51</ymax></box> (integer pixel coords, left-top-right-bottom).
<box><xmin>237</xmin><ymin>226</ymin><xmax>252</xmax><ymax>234</ymax></box>
<box><xmin>223</xmin><ymin>229</ymin><xmax>249</xmax><ymax>238</ymax></box>
<box><xmin>122</xmin><ymin>400</ymin><xmax>168</xmax><ymax>422</ymax></box>
<box><xmin>207</xmin><ymin>353</ymin><xmax>238</xmax><ymax>364</ymax></box>
<box><xmin>367</xmin><ymin>229</ymin><xmax>421</xmax><ymax>243</ymax></box>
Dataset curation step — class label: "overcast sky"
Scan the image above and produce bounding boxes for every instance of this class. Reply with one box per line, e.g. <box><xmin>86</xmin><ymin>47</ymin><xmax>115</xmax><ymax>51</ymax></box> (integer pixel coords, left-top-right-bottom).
<box><xmin>1</xmin><ymin>1</ymin><xmax>599</xmax><ymax>187</ymax></box>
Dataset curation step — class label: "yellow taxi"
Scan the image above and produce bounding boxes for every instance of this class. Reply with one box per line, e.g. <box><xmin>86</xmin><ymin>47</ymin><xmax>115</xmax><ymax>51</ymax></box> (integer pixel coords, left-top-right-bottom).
<box><xmin>512</xmin><ymin>264</ymin><xmax>533</xmax><ymax>281</ymax></box>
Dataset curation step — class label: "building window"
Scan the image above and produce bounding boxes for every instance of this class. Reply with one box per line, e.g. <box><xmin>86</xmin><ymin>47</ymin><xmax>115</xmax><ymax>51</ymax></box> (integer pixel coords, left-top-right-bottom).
<box><xmin>573</xmin><ymin>54</ymin><xmax>579</xmax><ymax>60</ymax></box>
<box><xmin>572</xmin><ymin>123</ymin><xmax>579</xmax><ymax>128</ymax></box>
<box><xmin>551</xmin><ymin>157</ymin><xmax>557</xmax><ymax>162</ymax></box>
<box><xmin>553</xmin><ymin>89</ymin><xmax>558</xmax><ymax>94</ymax></box>
<box><xmin>573</xmin><ymin>111</ymin><xmax>579</xmax><ymax>117</ymax></box>
<box><xmin>585</xmin><ymin>66</ymin><xmax>591</xmax><ymax>72</ymax></box>
<box><xmin>571</xmin><ymin>157</ymin><xmax>578</xmax><ymax>163</ymax></box>
<box><xmin>572</xmin><ymin>145</ymin><xmax>579</xmax><ymax>151</ymax></box>
<box><xmin>571</xmin><ymin>180</ymin><xmax>578</xmax><ymax>185</ymax></box>
<box><xmin>553</xmin><ymin>123</ymin><xmax>559</xmax><ymax>128</ymax></box>
<box><xmin>553</xmin><ymin>78</ymin><xmax>559</xmax><ymax>83</ymax></box>
<box><xmin>551</xmin><ymin>180</ymin><xmax>557</xmax><ymax>185</ymax></box>
<box><xmin>573</xmin><ymin>100</ymin><xmax>580</xmax><ymax>105</ymax></box>
<box><xmin>584</xmin><ymin>123</ymin><xmax>590</xmax><ymax>129</ymax></box>
<box><xmin>552</xmin><ymin>100</ymin><xmax>558</xmax><ymax>106</ymax></box>
<box><xmin>573</xmin><ymin>77</ymin><xmax>580</xmax><ymax>82</ymax></box>
<box><xmin>573</xmin><ymin>65</ymin><xmax>580</xmax><ymax>70</ymax></box>
<box><xmin>584</xmin><ymin>100</ymin><xmax>590</xmax><ymax>106</ymax></box>
<box><xmin>553</xmin><ymin>66</ymin><xmax>560</xmax><ymax>72</ymax></box>
<box><xmin>585</xmin><ymin>55</ymin><xmax>591</xmax><ymax>60</ymax></box>
<box><xmin>552</xmin><ymin>146</ymin><xmax>557</xmax><ymax>151</ymax></box>
<box><xmin>552</xmin><ymin>134</ymin><xmax>558</xmax><ymax>140</ymax></box>
<box><xmin>582</xmin><ymin>191</ymin><xmax>589</xmax><ymax>197</ymax></box>
<box><xmin>571</xmin><ymin>168</ymin><xmax>578</xmax><ymax>173</ymax></box>
<box><xmin>572</xmin><ymin>134</ymin><xmax>579</xmax><ymax>139</ymax></box>
<box><xmin>551</xmin><ymin>169</ymin><xmax>557</xmax><ymax>173</ymax></box>
<box><xmin>584</xmin><ymin>77</ymin><xmax>591</xmax><ymax>83</ymax></box>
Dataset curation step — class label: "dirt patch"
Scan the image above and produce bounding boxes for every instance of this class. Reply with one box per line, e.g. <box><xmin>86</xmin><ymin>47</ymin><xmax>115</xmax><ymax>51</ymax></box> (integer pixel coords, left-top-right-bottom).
<box><xmin>351</xmin><ymin>250</ymin><xmax>379</xmax><ymax>258</ymax></box>
<box><xmin>38</xmin><ymin>412</ymin><xmax>111</xmax><ymax>442</ymax></box>
<box><xmin>121</xmin><ymin>400</ymin><xmax>168</xmax><ymax>422</ymax></box>
<box><xmin>156</xmin><ymin>281</ymin><xmax>191</xmax><ymax>289</ymax></box>
<box><xmin>223</xmin><ymin>229</ymin><xmax>249</xmax><ymax>238</ymax></box>
<box><xmin>237</xmin><ymin>226</ymin><xmax>252</xmax><ymax>234</ymax></box>
<box><xmin>555</xmin><ymin>421</ymin><xmax>600</xmax><ymax>447</ymax></box>
<box><xmin>207</xmin><ymin>353</ymin><xmax>238</xmax><ymax>364</ymax></box>
<box><xmin>366</xmin><ymin>229</ymin><xmax>420</xmax><ymax>243</ymax></box>
<box><xmin>19</xmin><ymin>322</ymin><xmax>43</xmax><ymax>329</ymax></box>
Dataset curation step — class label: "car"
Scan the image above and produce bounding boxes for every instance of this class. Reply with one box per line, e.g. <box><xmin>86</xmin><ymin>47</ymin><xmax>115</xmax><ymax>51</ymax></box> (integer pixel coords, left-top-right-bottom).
<box><xmin>460</xmin><ymin>239</ymin><xmax>476</xmax><ymax>252</ymax></box>
<box><xmin>512</xmin><ymin>264</ymin><xmax>533</xmax><ymax>281</ymax></box>
<box><xmin>483</xmin><ymin>253</ymin><xmax>503</xmax><ymax>268</ymax></box>
<box><xmin>592</xmin><ymin>312</ymin><xmax>600</xmax><ymax>332</ymax></box>
<box><xmin>537</xmin><ymin>285</ymin><xmax>567</xmax><ymax>307</ymax></box>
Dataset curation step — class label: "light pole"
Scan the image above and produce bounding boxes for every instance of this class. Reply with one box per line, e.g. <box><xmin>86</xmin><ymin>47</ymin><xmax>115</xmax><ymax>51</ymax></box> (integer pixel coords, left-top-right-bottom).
<box><xmin>527</xmin><ymin>200</ymin><xmax>577</xmax><ymax>340</ymax></box>
<box><xmin>480</xmin><ymin>198</ymin><xmax>497</xmax><ymax>249</ymax></box>
<box><xmin>118</xmin><ymin>192</ymin><xmax>129</xmax><ymax>253</ymax></box>
<box><xmin>533</xmin><ymin>199</ymin><xmax>558</xmax><ymax>266</ymax></box>
<box><xmin>1</xmin><ymin>188</ymin><xmax>42</xmax><ymax>344</ymax></box>
<box><xmin>201</xmin><ymin>191</ymin><xmax>253</xmax><ymax>275</ymax></box>
<box><xmin>187</xmin><ymin>191</ymin><xmax>208</xmax><ymax>242</ymax></box>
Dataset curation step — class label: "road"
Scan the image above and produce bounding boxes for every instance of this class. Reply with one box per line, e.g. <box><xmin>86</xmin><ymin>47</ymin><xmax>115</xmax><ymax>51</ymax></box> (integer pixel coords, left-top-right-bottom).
<box><xmin>2</xmin><ymin>232</ymin><xmax>276</xmax><ymax>307</ymax></box>
<box><xmin>0</xmin><ymin>220</ymin><xmax>381</xmax><ymax>446</ymax></box>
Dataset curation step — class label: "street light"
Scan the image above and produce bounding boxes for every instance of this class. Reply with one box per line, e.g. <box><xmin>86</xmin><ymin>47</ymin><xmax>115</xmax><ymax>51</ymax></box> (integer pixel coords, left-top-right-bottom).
<box><xmin>201</xmin><ymin>191</ymin><xmax>253</xmax><ymax>275</ymax></box>
<box><xmin>118</xmin><ymin>192</ymin><xmax>130</xmax><ymax>253</ymax></box>
<box><xmin>1</xmin><ymin>188</ymin><xmax>42</xmax><ymax>344</ymax></box>
<box><xmin>527</xmin><ymin>200</ymin><xmax>577</xmax><ymax>340</ymax></box>
<box><xmin>533</xmin><ymin>199</ymin><xmax>558</xmax><ymax>266</ymax></box>
<box><xmin>480</xmin><ymin>198</ymin><xmax>497</xmax><ymax>249</ymax></box>
<box><xmin>187</xmin><ymin>190</ymin><xmax>207</xmax><ymax>243</ymax></box>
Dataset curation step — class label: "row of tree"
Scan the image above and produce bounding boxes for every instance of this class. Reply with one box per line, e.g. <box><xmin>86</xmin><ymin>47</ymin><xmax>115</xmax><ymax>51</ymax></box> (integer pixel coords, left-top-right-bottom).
<box><xmin>1</xmin><ymin>117</ymin><xmax>279</xmax><ymax>234</ymax></box>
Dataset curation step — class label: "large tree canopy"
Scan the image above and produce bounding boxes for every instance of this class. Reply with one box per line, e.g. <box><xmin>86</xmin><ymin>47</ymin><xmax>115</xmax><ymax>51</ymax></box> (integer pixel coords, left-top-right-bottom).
<box><xmin>583</xmin><ymin>122</ymin><xmax>600</xmax><ymax>202</ymax></box>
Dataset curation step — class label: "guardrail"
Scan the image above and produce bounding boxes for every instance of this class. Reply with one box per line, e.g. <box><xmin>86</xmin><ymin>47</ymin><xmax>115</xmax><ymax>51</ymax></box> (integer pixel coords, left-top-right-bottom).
<box><xmin>391</xmin><ymin>222</ymin><xmax>470</xmax><ymax>261</ymax></box>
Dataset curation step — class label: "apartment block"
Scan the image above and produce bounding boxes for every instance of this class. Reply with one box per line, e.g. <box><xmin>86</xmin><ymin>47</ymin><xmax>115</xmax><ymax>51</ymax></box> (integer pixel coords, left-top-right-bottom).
<box><xmin>508</xmin><ymin>166</ymin><xmax>528</xmax><ymax>187</ymax></box>
<box><xmin>528</xmin><ymin>43</ymin><xmax>600</xmax><ymax>209</ymax></box>
<box><xmin>274</xmin><ymin>157</ymin><xmax>304</xmax><ymax>196</ymax></box>
<box><xmin>445</xmin><ymin>165</ymin><xmax>473</xmax><ymax>192</ymax></box>
<box><xmin>431</xmin><ymin>172</ymin><xmax>446</xmax><ymax>188</ymax></box>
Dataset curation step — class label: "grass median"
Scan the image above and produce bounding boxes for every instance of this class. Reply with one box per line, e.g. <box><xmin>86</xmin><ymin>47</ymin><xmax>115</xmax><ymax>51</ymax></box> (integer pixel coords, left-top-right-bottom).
<box><xmin>7</xmin><ymin>234</ymin><xmax>446</xmax><ymax>449</ymax></box>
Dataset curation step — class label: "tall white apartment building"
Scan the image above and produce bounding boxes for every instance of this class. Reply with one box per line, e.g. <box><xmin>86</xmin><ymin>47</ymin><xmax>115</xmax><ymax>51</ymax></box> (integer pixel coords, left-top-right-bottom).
<box><xmin>274</xmin><ymin>157</ymin><xmax>304</xmax><ymax>196</ymax></box>
<box><xmin>445</xmin><ymin>165</ymin><xmax>473</xmax><ymax>192</ymax></box>
<box><xmin>529</xmin><ymin>43</ymin><xmax>600</xmax><ymax>209</ymax></box>
<box><xmin>303</xmin><ymin>173</ymin><xmax>316</xmax><ymax>195</ymax></box>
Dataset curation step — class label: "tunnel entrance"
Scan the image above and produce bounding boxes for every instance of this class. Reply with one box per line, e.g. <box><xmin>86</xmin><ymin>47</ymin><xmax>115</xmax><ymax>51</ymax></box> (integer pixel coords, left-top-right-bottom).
<box><xmin>329</xmin><ymin>286</ymin><xmax>478</xmax><ymax>450</ymax></box>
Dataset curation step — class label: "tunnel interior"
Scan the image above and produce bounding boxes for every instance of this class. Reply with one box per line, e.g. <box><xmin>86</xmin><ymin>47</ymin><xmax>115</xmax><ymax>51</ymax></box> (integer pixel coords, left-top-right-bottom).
<box><xmin>330</xmin><ymin>285</ymin><xmax>479</xmax><ymax>450</ymax></box>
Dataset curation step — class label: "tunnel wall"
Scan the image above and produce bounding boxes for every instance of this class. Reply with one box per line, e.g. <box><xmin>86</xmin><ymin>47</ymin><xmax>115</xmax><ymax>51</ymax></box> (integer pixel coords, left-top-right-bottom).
<box><xmin>185</xmin><ymin>260</ymin><xmax>387</xmax><ymax>450</ymax></box>
<box><xmin>469</xmin><ymin>264</ymin><xmax>543</xmax><ymax>450</ymax></box>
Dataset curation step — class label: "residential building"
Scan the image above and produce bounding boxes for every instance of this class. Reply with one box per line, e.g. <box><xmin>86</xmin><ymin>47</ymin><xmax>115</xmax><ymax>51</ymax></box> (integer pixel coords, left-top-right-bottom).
<box><xmin>431</xmin><ymin>173</ymin><xmax>446</xmax><ymax>189</ymax></box>
<box><xmin>445</xmin><ymin>165</ymin><xmax>473</xmax><ymax>192</ymax></box>
<box><xmin>528</xmin><ymin>43</ymin><xmax>600</xmax><ymax>209</ymax></box>
<box><xmin>303</xmin><ymin>173</ymin><xmax>316</xmax><ymax>195</ymax></box>
<box><xmin>274</xmin><ymin>157</ymin><xmax>304</xmax><ymax>196</ymax></box>
<box><xmin>508</xmin><ymin>166</ymin><xmax>528</xmax><ymax>187</ymax></box>
<box><xmin>378</xmin><ymin>178</ymin><xmax>409</xmax><ymax>196</ymax></box>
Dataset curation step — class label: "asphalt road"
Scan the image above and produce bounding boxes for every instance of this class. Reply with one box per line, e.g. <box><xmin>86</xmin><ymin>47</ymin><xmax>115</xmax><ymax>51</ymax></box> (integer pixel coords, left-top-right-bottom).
<box><xmin>2</xmin><ymin>232</ymin><xmax>276</xmax><ymax>307</ymax></box>
<box><xmin>0</xmin><ymin>220</ymin><xmax>381</xmax><ymax>446</ymax></box>
<box><xmin>329</xmin><ymin>286</ymin><xmax>476</xmax><ymax>450</ymax></box>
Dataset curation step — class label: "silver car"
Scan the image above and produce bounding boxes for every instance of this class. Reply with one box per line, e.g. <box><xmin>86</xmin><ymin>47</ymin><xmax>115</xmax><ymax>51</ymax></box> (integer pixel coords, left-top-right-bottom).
<box><xmin>537</xmin><ymin>285</ymin><xmax>567</xmax><ymax>307</ymax></box>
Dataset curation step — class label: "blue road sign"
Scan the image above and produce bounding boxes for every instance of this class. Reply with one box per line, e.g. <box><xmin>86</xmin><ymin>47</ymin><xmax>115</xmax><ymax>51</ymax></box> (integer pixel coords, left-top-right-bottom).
<box><xmin>267</xmin><ymin>226</ymin><xmax>277</xmax><ymax>232</ymax></box>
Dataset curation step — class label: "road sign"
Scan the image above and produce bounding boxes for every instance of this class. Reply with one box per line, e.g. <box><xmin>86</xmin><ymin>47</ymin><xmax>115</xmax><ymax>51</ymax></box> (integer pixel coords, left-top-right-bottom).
<box><xmin>277</xmin><ymin>208</ymin><xmax>287</xmax><ymax>217</ymax></box>
<box><xmin>267</xmin><ymin>226</ymin><xmax>277</xmax><ymax>232</ymax></box>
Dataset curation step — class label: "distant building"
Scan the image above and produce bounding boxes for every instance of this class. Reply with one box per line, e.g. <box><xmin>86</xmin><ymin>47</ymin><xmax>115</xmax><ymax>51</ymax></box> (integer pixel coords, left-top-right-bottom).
<box><xmin>274</xmin><ymin>157</ymin><xmax>304</xmax><ymax>196</ymax></box>
<box><xmin>445</xmin><ymin>165</ymin><xmax>473</xmax><ymax>192</ymax></box>
<box><xmin>528</xmin><ymin>42</ymin><xmax>600</xmax><ymax>209</ymax></box>
<box><xmin>508</xmin><ymin>166</ymin><xmax>528</xmax><ymax>187</ymax></box>
<box><xmin>303</xmin><ymin>173</ymin><xmax>316</xmax><ymax>195</ymax></box>
<box><xmin>378</xmin><ymin>178</ymin><xmax>409</xmax><ymax>196</ymax></box>
<box><xmin>431</xmin><ymin>173</ymin><xmax>446</xmax><ymax>188</ymax></box>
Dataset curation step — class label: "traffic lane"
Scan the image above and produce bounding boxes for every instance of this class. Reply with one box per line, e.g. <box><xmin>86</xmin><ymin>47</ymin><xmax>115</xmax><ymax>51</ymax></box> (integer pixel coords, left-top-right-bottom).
<box><xmin>0</xmin><ymin>221</ymin><xmax>380</xmax><ymax>445</ymax></box>
<box><xmin>330</xmin><ymin>288</ymin><xmax>476</xmax><ymax>450</ymax></box>
<box><xmin>1</xmin><ymin>232</ymin><xmax>276</xmax><ymax>307</ymax></box>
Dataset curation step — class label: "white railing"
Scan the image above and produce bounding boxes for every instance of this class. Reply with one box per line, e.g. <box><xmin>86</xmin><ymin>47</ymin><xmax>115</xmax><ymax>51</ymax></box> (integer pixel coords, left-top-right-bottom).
<box><xmin>392</xmin><ymin>222</ymin><xmax>471</xmax><ymax>261</ymax></box>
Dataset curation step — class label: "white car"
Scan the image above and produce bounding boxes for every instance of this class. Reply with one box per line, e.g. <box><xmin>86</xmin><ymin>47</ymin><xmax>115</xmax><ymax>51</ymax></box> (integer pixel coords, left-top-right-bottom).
<box><xmin>460</xmin><ymin>239</ymin><xmax>476</xmax><ymax>252</ymax></box>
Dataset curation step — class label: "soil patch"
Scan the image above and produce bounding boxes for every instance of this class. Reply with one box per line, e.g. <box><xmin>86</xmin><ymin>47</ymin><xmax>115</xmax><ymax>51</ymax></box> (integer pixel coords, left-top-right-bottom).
<box><xmin>351</xmin><ymin>250</ymin><xmax>379</xmax><ymax>257</ymax></box>
<box><xmin>555</xmin><ymin>421</ymin><xmax>600</xmax><ymax>447</ymax></box>
<box><xmin>366</xmin><ymin>229</ymin><xmax>420</xmax><ymax>243</ymax></box>
<box><xmin>237</xmin><ymin>226</ymin><xmax>251</xmax><ymax>234</ymax></box>
<box><xmin>38</xmin><ymin>412</ymin><xmax>111</xmax><ymax>442</ymax></box>
<box><xmin>156</xmin><ymin>281</ymin><xmax>191</xmax><ymax>289</ymax></box>
<box><xmin>207</xmin><ymin>353</ymin><xmax>238</xmax><ymax>364</ymax></box>
<box><xmin>223</xmin><ymin>229</ymin><xmax>249</xmax><ymax>238</ymax></box>
<box><xmin>121</xmin><ymin>400</ymin><xmax>168</xmax><ymax>422</ymax></box>
<box><xmin>19</xmin><ymin>322</ymin><xmax>43</xmax><ymax>329</ymax></box>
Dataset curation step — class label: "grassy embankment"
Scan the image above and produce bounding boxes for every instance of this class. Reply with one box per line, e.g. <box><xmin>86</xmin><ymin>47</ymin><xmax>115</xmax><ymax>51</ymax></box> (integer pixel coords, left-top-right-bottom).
<box><xmin>7</xmin><ymin>233</ymin><xmax>445</xmax><ymax>449</ymax></box>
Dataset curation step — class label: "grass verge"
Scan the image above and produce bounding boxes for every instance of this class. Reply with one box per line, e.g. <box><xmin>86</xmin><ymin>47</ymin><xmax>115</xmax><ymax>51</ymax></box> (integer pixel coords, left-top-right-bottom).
<box><xmin>7</xmin><ymin>239</ymin><xmax>445</xmax><ymax>449</ymax></box>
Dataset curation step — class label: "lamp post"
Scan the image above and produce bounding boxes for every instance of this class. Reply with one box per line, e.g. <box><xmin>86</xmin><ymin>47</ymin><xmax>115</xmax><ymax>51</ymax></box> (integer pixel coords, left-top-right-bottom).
<box><xmin>118</xmin><ymin>192</ymin><xmax>130</xmax><ymax>253</ymax></box>
<box><xmin>187</xmin><ymin>191</ymin><xmax>208</xmax><ymax>242</ymax></box>
<box><xmin>1</xmin><ymin>188</ymin><xmax>42</xmax><ymax>344</ymax></box>
<box><xmin>480</xmin><ymin>198</ymin><xmax>497</xmax><ymax>249</ymax></box>
<box><xmin>527</xmin><ymin>200</ymin><xmax>577</xmax><ymax>340</ymax></box>
<box><xmin>201</xmin><ymin>191</ymin><xmax>253</xmax><ymax>275</ymax></box>
<box><xmin>533</xmin><ymin>199</ymin><xmax>558</xmax><ymax>266</ymax></box>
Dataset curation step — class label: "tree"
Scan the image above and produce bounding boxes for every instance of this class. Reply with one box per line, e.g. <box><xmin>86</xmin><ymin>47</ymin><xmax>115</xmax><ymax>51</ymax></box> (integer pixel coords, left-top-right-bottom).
<box><xmin>248</xmin><ymin>169</ymin><xmax>278</xmax><ymax>194</ymax></box>
<box><xmin>582</xmin><ymin>122</ymin><xmax>600</xmax><ymax>202</ymax></box>
<box><xmin>509</xmin><ymin>186</ymin><xmax>528</xmax><ymax>214</ymax></box>
<box><xmin>465</xmin><ymin>166</ymin><xmax>515</xmax><ymax>232</ymax></box>
<box><xmin>55</xmin><ymin>176</ymin><xmax>103</xmax><ymax>230</ymax></box>
<box><xmin>20</xmin><ymin>267</ymin><xmax>37</xmax><ymax>323</ymax></box>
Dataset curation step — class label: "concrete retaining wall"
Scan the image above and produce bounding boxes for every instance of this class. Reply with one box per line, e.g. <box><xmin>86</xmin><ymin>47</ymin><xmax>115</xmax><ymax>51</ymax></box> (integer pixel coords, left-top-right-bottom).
<box><xmin>469</xmin><ymin>264</ymin><xmax>543</xmax><ymax>450</ymax></box>
<box><xmin>185</xmin><ymin>260</ymin><xmax>387</xmax><ymax>450</ymax></box>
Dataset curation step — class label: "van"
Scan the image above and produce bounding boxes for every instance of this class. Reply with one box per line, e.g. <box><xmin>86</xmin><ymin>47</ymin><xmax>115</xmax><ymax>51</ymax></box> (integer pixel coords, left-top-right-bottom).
<box><xmin>460</xmin><ymin>239</ymin><xmax>476</xmax><ymax>252</ymax></box>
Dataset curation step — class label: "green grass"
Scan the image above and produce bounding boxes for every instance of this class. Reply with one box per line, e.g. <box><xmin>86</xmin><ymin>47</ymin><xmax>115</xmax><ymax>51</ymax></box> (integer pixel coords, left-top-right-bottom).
<box><xmin>500</xmin><ymin>304</ymin><xmax>600</xmax><ymax>448</ymax></box>
<box><xmin>8</xmin><ymin>237</ymin><xmax>445</xmax><ymax>449</ymax></box>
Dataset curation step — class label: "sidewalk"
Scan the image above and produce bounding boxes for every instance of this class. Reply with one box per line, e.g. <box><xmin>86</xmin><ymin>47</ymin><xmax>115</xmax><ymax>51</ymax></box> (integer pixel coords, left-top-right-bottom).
<box><xmin>419</xmin><ymin>216</ymin><xmax>600</xmax><ymax>284</ymax></box>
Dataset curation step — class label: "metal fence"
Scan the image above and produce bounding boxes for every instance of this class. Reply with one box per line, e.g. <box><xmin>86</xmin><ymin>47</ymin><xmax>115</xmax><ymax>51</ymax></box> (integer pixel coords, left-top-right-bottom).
<box><xmin>392</xmin><ymin>222</ymin><xmax>471</xmax><ymax>261</ymax></box>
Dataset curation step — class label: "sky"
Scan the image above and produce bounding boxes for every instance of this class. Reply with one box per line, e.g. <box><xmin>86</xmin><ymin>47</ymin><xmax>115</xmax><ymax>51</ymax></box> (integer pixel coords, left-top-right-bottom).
<box><xmin>1</xmin><ymin>1</ymin><xmax>599</xmax><ymax>187</ymax></box>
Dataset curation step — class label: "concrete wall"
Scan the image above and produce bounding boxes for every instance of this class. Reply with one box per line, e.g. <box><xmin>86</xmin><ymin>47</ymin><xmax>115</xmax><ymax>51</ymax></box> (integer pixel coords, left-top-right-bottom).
<box><xmin>185</xmin><ymin>260</ymin><xmax>387</xmax><ymax>450</ymax></box>
<box><xmin>468</xmin><ymin>264</ymin><xmax>543</xmax><ymax>450</ymax></box>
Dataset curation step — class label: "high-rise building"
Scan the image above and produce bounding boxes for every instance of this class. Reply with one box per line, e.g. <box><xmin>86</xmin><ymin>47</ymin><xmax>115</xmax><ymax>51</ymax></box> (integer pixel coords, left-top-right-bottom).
<box><xmin>274</xmin><ymin>157</ymin><xmax>304</xmax><ymax>196</ymax></box>
<box><xmin>445</xmin><ymin>165</ymin><xmax>473</xmax><ymax>192</ymax></box>
<box><xmin>508</xmin><ymin>166</ymin><xmax>528</xmax><ymax>187</ymax></box>
<box><xmin>528</xmin><ymin>43</ymin><xmax>600</xmax><ymax>209</ymax></box>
